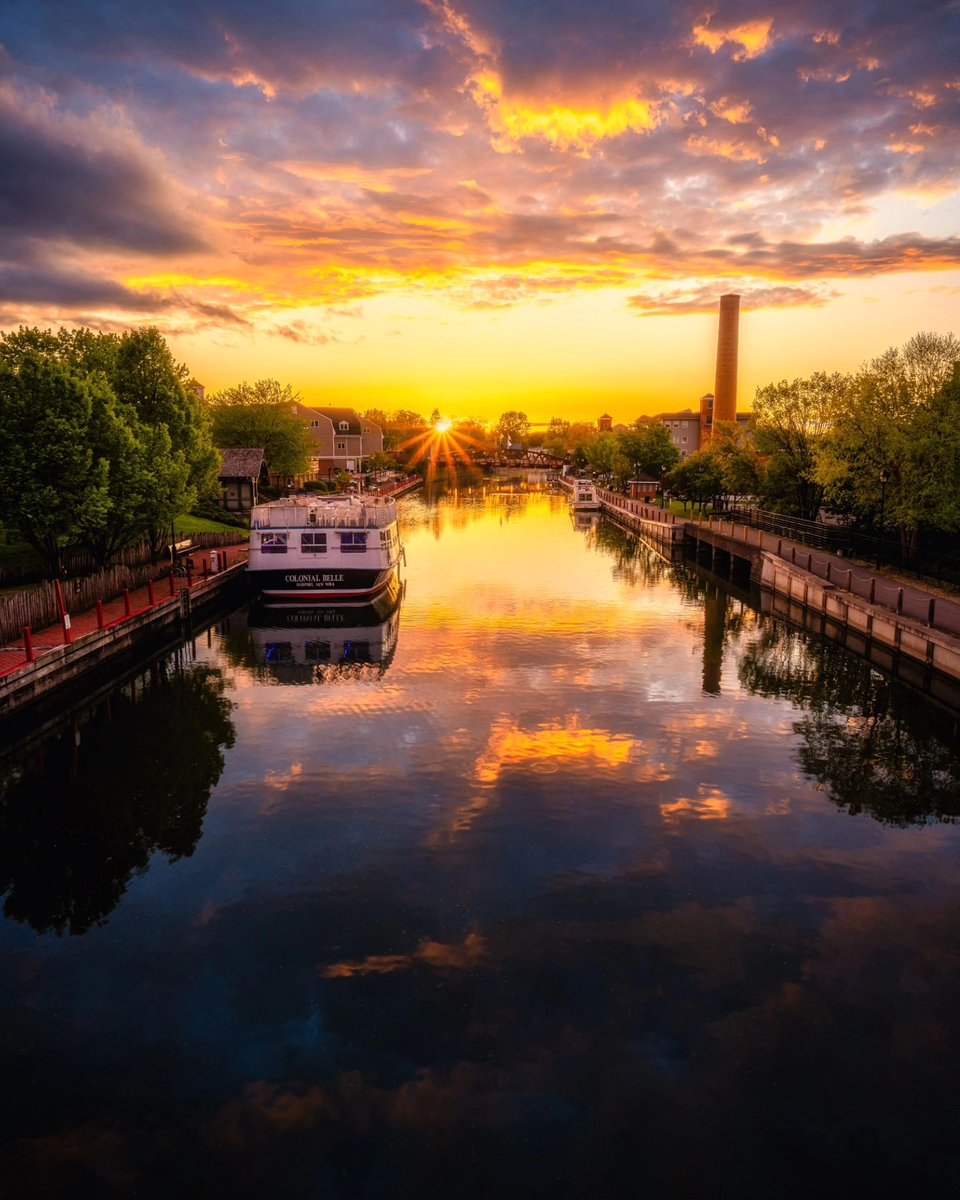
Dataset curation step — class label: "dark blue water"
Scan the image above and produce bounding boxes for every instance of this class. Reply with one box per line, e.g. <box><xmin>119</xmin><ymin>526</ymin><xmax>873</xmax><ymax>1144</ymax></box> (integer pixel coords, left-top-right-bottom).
<box><xmin>2</xmin><ymin>488</ymin><xmax>959</xmax><ymax>1197</ymax></box>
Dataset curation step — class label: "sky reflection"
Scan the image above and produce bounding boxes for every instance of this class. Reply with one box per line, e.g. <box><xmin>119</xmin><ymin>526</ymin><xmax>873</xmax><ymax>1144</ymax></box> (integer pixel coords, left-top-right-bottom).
<box><xmin>1</xmin><ymin>487</ymin><xmax>959</xmax><ymax>1195</ymax></box>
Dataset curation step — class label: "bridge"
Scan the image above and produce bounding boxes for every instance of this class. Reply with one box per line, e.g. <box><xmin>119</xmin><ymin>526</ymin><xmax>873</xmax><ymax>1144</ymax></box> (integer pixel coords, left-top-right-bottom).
<box><xmin>471</xmin><ymin>448</ymin><xmax>566</xmax><ymax>469</ymax></box>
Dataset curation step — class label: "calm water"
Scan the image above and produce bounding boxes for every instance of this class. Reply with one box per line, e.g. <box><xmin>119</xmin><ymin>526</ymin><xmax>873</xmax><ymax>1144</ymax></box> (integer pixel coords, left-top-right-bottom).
<box><xmin>2</xmin><ymin>487</ymin><xmax>960</xmax><ymax>1197</ymax></box>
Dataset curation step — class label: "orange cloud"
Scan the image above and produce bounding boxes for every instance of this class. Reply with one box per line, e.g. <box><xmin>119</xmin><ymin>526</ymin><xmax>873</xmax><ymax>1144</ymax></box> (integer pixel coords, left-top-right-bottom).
<box><xmin>692</xmin><ymin>18</ymin><xmax>775</xmax><ymax>61</ymax></box>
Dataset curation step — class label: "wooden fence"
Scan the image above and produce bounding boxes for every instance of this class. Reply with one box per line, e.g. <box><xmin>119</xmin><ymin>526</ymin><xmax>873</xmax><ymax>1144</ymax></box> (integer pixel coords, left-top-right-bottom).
<box><xmin>0</xmin><ymin>532</ymin><xmax>248</xmax><ymax>645</ymax></box>
<box><xmin>0</xmin><ymin>530</ymin><xmax>248</xmax><ymax>590</ymax></box>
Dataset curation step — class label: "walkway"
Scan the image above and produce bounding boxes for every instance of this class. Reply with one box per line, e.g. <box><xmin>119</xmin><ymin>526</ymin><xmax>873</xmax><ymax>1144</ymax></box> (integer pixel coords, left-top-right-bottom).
<box><xmin>595</xmin><ymin>488</ymin><xmax>960</xmax><ymax>639</ymax></box>
<box><xmin>0</xmin><ymin>547</ymin><xmax>248</xmax><ymax>682</ymax></box>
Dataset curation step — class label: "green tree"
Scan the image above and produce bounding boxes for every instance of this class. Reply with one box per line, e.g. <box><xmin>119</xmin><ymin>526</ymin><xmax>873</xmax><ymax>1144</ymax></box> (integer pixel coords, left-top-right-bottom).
<box><xmin>209</xmin><ymin>379</ymin><xmax>313</xmax><ymax>479</ymax></box>
<box><xmin>617</xmin><ymin>424</ymin><xmax>680</xmax><ymax>479</ymax></box>
<box><xmin>709</xmin><ymin>420</ymin><xmax>762</xmax><ymax>501</ymax></box>
<box><xmin>0</xmin><ymin>354</ymin><xmax>112</xmax><ymax>575</ymax></box>
<box><xmin>583</xmin><ymin>432</ymin><xmax>619</xmax><ymax>479</ymax></box>
<box><xmin>111</xmin><ymin>328</ymin><xmax>219</xmax><ymax>550</ymax></box>
<box><xmin>667</xmin><ymin>451</ymin><xmax>724</xmax><ymax>514</ymax></box>
<box><xmin>753</xmin><ymin>372</ymin><xmax>843</xmax><ymax>518</ymax></box>
<box><xmin>814</xmin><ymin>334</ymin><xmax>960</xmax><ymax>555</ymax></box>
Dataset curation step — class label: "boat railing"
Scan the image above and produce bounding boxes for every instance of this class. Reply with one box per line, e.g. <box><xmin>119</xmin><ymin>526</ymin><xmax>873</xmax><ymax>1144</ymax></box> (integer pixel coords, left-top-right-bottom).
<box><xmin>251</xmin><ymin>501</ymin><xmax>397</xmax><ymax>531</ymax></box>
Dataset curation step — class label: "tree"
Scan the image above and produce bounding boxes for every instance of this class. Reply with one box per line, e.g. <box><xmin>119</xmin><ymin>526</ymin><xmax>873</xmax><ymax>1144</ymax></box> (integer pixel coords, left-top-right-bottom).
<box><xmin>0</xmin><ymin>354</ymin><xmax>112</xmax><ymax>575</ymax></box>
<box><xmin>496</xmin><ymin>410</ymin><xmax>529</xmax><ymax>447</ymax></box>
<box><xmin>814</xmin><ymin>333</ymin><xmax>960</xmax><ymax>555</ymax></box>
<box><xmin>209</xmin><ymin>379</ymin><xmax>313</xmax><ymax>478</ymax></box>
<box><xmin>666</xmin><ymin>451</ymin><xmax>724</xmax><ymax>514</ymax></box>
<box><xmin>709</xmin><ymin>420</ymin><xmax>762</xmax><ymax>502</ymax></box>
<box><xmin>617</xmin><ymin>424</ymin><xmax>680</xmax><ymax>479</ymax></box>
<box><xmin>583</xmin><ymin>432</ymin><xmax>619</xmax><ymax>479</ymax></box>
<box><xmin>753</xmin><ymin>372</ymin><xmax>844</xmax><ymax>518</ymax></box>
<box><xmin>111</xmin><ymin>328</ymin><xmax>219</xmax><ymax>551</ymax></box>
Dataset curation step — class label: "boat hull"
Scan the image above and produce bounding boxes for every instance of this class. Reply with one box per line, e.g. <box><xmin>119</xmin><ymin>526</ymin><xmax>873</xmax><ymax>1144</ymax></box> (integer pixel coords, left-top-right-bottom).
<box><xmin>251</xmin><ymin>565</ymin><xmax>397</xmax><ymax>603</ymax></box>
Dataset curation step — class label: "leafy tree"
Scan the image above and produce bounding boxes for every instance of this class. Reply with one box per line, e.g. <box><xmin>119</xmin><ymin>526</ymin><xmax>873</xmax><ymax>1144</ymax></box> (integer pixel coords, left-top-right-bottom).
<box><xmin>617</xmin><ymin>424</ymin><xmax>680</xmax><ymax>479</ymax></box>
<box><xmin>666</xmin><ymin>451</ymin><xmax>724</xmax><ymax>514</ymax></box>
<box><xmin>709</xmin><ymin>420</ymin><xmax>762</xmax><ymax>501</ymax></box>
<box><xmin>752</xmin><ymin>372</ymin><xmax>843</xmax><ymax>518</ymax></box>
<box><xmin>110</xmin><ymin>328</ymin><xmax>219</xmax><ymax>552</ymax></box>
<box><xmin>814</xmin><ymin>334</ymin><xmax>960</xmax><ymax>555</ymax></box>
<box><xmin>209</xmin><ymin>379</ymin><xmax>313</xmax><ymax>478</ymax></box>
<box><xmin>583</xmin><ymin>431</ymin><xmax>619</xmax><ymax>478</ymax></box>
<box><xmin>0</xmin><ymin>354</ymin><xmax>111</xmax><ymax>575</ymax></box>
<box><xmin>496</xmin><ymin>410</ymin><xmax>529</xmax><ymax>447</ymax></box>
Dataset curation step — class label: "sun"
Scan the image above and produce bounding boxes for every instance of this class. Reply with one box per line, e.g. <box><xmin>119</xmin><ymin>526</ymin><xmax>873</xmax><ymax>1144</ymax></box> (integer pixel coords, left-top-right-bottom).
<box><xmin>435</xmin><ymin>419</ymin><xmax>453</xmax><ymax>433</ymax></box>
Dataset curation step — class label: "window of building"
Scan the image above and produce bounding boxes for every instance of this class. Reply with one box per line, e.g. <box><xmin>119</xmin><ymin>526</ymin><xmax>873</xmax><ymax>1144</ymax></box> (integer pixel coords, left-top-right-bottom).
<box><xmin>301</xmin><ymin>532</ymin><xmax>327</xmax><ymax>554</ymax></box>
<box><xmin>681</xmin><ymin>436</ymin><xmax>687</xmax><ymax>443</ymax></box>
<box><xmin>305</xmin><ymin>641</ymin><xmax>332</xmax><ymax>663</ymax></box>
<box><xmin>339</xmin><ymin>421</ymin><xmax>350</xmax><ymax>432</ymax></box>
<box><xmin>260</xmin><ymin>532</ymin><xmax>288</xmax><ymax>553</ymax></box>
<box><xmin>336</xmin><ymin>439</ymin><xmax>346</xmax><ymax>453</ymax></box>
<box><xmin>340</xmin><ymin>531</ymin><xmax>368</xmax><ymax>553</ymax></box>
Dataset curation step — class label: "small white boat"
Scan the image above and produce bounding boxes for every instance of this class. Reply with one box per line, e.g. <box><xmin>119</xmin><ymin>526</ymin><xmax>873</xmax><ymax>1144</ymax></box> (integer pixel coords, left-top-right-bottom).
<box><xmin>247</xmin><ymin>494</ymin><xmax>402</xmax><ymax>602</ymax></box>
<box><xmin>570</xmin><ymin>480</ymin><xmax>601</xmax><ymax>510</ymax></box>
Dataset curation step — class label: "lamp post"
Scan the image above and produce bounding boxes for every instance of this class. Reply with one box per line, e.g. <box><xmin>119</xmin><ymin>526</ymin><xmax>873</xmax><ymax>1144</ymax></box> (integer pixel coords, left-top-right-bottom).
<box><xmin>877</xmin><ymin>468</ymin><xmax>889</xmax><ymax>567</ymax></box>
<box><xmin>658</xmin><ymin>464</ymin><xmax>666</xmax><ymax>508</ymax></box>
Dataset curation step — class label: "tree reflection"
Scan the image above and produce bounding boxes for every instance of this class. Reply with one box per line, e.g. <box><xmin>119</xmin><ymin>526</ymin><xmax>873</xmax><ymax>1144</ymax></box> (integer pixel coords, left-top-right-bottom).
<box><xmin>0</xmin><ymin>665</ymin><xmax>235</xmax><ymax>935</ymax></box>
<box><xmin>739</xmin><ymin>622</ymin><xmax>960</xmax><ymax>825</ymax></box>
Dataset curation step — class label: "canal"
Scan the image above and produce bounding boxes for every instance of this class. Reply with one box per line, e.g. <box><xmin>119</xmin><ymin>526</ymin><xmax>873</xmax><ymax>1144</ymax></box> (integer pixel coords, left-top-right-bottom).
<box><xmin>2</xmin><ymin>486</ymin><xmax>959</xmax><ymax>1196</ymax></box>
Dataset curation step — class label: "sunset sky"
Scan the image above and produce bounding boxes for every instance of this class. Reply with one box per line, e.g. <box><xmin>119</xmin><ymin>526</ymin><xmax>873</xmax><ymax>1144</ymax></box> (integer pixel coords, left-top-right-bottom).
<box><xmin>1</xmin><ymin>1</ymin><xmax>958</xmax><ymax>421</ymax></box>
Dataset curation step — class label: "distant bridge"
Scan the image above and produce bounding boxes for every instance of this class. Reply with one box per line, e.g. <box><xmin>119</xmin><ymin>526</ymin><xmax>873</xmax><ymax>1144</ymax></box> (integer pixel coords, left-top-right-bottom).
<box><xmin>471</xmin><ymin>448</ymin><xmax>566</xmax><ymax>469</ymax></box>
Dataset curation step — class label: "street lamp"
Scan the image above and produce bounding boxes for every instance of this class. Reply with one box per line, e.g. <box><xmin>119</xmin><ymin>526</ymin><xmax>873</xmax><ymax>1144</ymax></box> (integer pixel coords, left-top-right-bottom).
<box><xmin>877</xmin><ymin>468</ymin><xmax>889</xmax><ymax>567</ymax></box>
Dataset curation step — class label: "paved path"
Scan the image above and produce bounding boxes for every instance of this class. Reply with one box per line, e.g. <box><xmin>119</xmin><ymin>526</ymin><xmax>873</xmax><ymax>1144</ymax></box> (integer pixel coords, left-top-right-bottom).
<box><xmin>0</xmin><ymin>547</ymin><xmax>248</xmax><ymax>680</ymax></box>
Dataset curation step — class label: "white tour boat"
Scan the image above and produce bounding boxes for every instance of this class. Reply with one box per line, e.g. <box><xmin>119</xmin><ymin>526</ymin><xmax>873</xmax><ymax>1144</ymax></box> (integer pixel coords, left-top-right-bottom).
<box><xmin>570</xmin><ymin>479</ymin><xmax>601</xmax><ymax>510</ymax></box>
<box><xmin>248</xmin><ymin>494</ymin><xmax>402</xmax><ymax>603</ymax></box>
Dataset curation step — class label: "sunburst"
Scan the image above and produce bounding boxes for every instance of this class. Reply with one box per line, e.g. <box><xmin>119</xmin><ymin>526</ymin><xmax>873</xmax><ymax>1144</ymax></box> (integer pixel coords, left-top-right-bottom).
<box><xmin>397</xmin><ymin>420</ymin><xmax>487</xmax><ymax>486</ymax></box>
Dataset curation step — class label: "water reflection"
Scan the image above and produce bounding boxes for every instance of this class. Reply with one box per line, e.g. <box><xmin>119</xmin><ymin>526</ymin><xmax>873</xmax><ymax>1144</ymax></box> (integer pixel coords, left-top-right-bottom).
<box><xmin>740</xmin><ymin>621</ymin><xmax>960</xmax><ymax>825</ymax></box>
<box><xmin>0</xmin><ymin>664</ymin><xmax>234</xmax><ymax>935</ymax></box>
<box><xmin>221</xmin><ymin>574</ymin><xmax>404</xmax><ymax>684</ymax></box>
<box><xmin>2</xmin><ymin>489</ymin><xmax>960</xmax><ymax>1195</ymax></box>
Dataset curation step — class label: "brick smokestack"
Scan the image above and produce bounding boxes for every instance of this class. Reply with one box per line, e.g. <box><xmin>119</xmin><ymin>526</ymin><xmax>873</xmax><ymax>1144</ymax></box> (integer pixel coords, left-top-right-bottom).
<box><xmin>713</xmin><ymin>293</ymin><xmax>740</xmax><ymax>428</ymax></box>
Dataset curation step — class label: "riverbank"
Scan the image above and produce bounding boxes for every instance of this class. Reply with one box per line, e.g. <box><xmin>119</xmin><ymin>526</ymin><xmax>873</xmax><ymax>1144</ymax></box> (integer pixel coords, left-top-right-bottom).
<box><xmin>0</xmin><ymin>552</ymin><xmax>250</xmax><ymax>721</ymax></box>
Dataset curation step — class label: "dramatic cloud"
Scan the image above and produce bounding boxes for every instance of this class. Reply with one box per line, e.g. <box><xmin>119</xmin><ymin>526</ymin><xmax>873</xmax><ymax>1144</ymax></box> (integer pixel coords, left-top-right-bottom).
<box><xmin>0</xmin><ymin>0</ymin><xmax>957</xmax><ymax>408</ymax></box>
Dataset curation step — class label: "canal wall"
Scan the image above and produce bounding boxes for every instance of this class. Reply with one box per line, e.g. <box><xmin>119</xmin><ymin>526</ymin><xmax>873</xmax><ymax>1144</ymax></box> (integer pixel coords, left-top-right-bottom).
<box><xmin>579</xmin><ymin>482</ymin><xmax>960</xmax><ymax>684</ymax></box>
<box><xmin>760</xmin><ymin>553</ymin><xmax>960</xmax><ymax>684</ymax></box>
<box><xmin>0</xmin><ymin>561</ymin><xmax>249</xmax><ymax>720</ymax></box>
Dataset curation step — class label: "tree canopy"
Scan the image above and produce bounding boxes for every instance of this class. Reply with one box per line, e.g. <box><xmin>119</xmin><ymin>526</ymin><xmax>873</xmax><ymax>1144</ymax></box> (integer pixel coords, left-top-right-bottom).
<box><xmin>208</xmin><ymin>378</ymin><xmax>313</xmax><ymax>478</ymax></box>
<box><xmin>0</xmin><ymin>325</ymin><xmax>219</xmax><ymax>572</ymax></box>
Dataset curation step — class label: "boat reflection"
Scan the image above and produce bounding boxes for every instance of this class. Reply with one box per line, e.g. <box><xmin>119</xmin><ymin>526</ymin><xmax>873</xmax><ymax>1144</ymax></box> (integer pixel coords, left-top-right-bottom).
<box><xmin>245</xmin><ymin>572</ymin><xmax>404</xmax><ymax>684</ymax></box>
<box><xmin>571</xmin><ymin>509</ymin><xmax>599</xmax><ymax>532</ymax></box>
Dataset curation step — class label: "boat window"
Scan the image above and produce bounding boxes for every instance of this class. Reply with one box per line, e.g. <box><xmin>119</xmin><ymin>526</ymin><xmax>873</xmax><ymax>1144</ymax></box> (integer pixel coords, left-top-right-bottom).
<box><xmin>301</xmin><ymin>532</ymin><xmax>327</xmax><ymax>554</ymax></box>
<box><xmin>340</xmin><ymin>532</ymin><xmax>368</xmax><ymax>553</ymax></box>
<box><xmin>260</xmin><ymin>532</ymin><xmax>288</xmax><ymax>553</ymax></box>
<box><xmin>265</xmin><ymin>642</ymin><xmax>294</xmax><ymax>663</ymax></box>
<box><xmin>305</xmin><ymin>641</ymin><xmax>332</xmax><ymax>663</ymax></box>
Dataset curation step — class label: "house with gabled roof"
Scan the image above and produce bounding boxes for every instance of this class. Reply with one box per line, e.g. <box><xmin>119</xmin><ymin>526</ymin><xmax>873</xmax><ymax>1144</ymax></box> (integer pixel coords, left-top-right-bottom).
<box><xmin>291</xmin><ymin>405</ymin><xmax>384</xmax><ymax>479</ymax></box>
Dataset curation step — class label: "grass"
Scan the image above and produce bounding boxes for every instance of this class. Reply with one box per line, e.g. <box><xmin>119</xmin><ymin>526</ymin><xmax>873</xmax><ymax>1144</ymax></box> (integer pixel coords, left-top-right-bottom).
<box><xmin>173</xmin><ymin>514</ymin><xmax>249</xmax><ymax>535</ymax></box>
<box><xmin>0</xmin><ymin>513</ymin><xmax>246</xmax><ymax>572</ymax></box>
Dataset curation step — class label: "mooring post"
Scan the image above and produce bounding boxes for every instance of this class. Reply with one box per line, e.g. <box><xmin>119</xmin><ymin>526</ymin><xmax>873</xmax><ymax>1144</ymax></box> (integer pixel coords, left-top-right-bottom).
<box><xmin>123</xmin><ymin>589</ymin><xmax>132</xmax><ymax>617</ymax></box>
<box><xmin>168</xmin><ymin>571</ymin><xmax>176</xmax><ymax>596</ymax></box>
<box><xmin>23</xmin><ymin>626</ymin><xmax>34</xmax><ymax>662</ymax></box>
<box><xmin>186</xmin><ymin>561</ymin><xmax>194</xmax><ymax>587</ymax></box>
<box><xmin>97</xmin><ymin>600</ymin><xmax>105</xmax><ymax>629</ymax></box>
<box><xmin>928</xmin><ymin>598</ymin><xmax>936</xmax><ymax>627</ymax></box>
<box><xmin>147</xmin><ymin>579</ymin><xmax>156</xmax><ymax>605</ymax></box>
<box><xmin>54</xmin><ymin>578</ymin><xmax>73</xmax><ymax>645</ymax></box>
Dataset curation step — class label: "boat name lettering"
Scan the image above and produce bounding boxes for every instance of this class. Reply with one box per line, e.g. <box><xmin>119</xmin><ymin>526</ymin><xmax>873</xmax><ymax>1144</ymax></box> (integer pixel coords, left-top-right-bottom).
<box><xmin>283</xmin><ymin>573</ymin><xmax>345</xmax><ymax>583</ymax></box>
